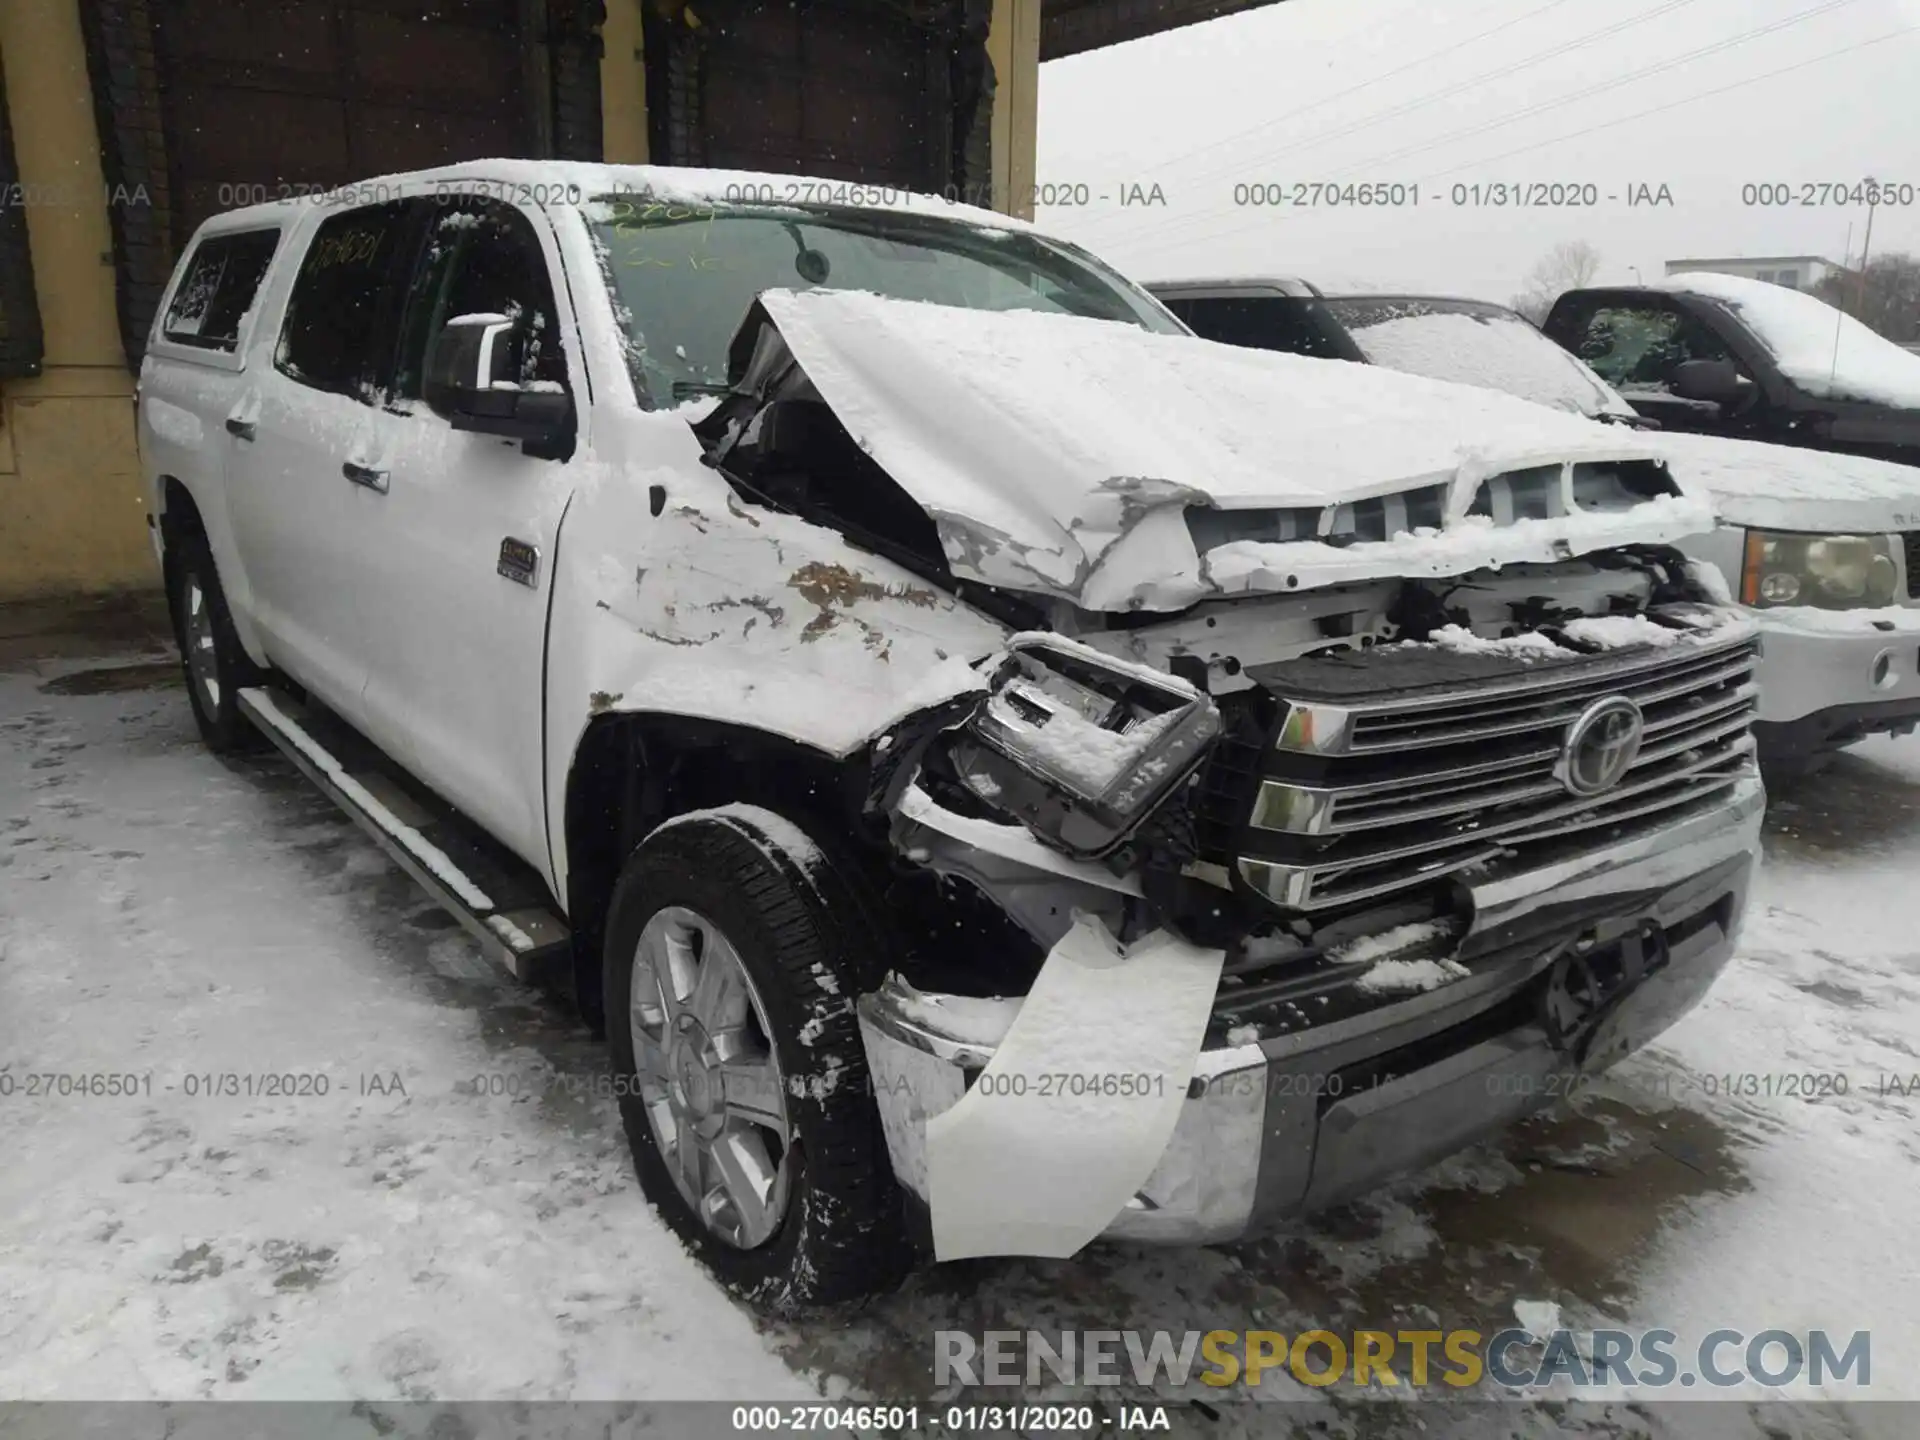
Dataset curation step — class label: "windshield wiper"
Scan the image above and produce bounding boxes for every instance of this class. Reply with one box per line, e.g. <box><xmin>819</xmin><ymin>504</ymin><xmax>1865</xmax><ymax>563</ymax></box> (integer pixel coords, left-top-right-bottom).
<box><xmin>1596</xmin><ymin>410</ymin><xmax>1661</xmax><ymax>430</ymax></box>
<box><xmin>671</xmin><ymin>381</ymin><xmax>733</xmax><ymax>400</ymax></box>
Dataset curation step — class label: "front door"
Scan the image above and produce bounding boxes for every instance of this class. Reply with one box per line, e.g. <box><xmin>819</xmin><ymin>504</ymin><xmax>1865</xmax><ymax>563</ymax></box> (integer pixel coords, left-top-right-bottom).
<box><xmin>351</xmin><ymin>195</ymin><xmax>580</xmax><ymax>876</ymax></box>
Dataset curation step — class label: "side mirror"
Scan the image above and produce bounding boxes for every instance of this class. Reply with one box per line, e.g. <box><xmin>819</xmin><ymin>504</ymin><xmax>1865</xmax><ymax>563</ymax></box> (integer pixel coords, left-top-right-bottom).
<box><xmin>423</xmin><ymin>312</ymin><xmax>574</xmax><ymax>449</ymax></box>
<box><xmin>1669</xmin><ymin>357</ymin><xmax>1749</xmax><ymax>407</ymax></box>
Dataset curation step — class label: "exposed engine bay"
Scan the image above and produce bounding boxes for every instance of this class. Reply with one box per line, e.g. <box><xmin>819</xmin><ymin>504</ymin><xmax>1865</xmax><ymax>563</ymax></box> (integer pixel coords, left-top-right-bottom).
<box><xmin>684</xmin><ymin>295</ymin><xmax>1749</xmax><ymax>1048</ymax></box>
<box><xmin>877</xmin><ymin>557</ymin><xmax>1746</xmax><ymax>1027</ymax></box>
<box><xmin>852</xmin><ymin>554</ymin><xmax>1757</xmax><ymax>1260</ymax></box>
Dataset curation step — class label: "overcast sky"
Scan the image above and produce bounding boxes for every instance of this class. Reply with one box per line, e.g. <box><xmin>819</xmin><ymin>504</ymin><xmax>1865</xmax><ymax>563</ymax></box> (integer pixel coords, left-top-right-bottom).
<box><xmin>1036</xmin><ymin>0</ymin><xmax>1920</xmax><ymax>302</ymax></box>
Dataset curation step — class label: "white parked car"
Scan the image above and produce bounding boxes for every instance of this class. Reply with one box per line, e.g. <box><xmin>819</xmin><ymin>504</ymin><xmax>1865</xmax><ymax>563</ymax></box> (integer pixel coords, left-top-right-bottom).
<box><xmin>1151</xmin><ymin>278</ymin><xmax>1920</xmax><ymax>782</ymax></box>
<box><xmin>140</xmin><ymin>163</ymin><xmax>1762</xmax><ymax>1310</ymax></box>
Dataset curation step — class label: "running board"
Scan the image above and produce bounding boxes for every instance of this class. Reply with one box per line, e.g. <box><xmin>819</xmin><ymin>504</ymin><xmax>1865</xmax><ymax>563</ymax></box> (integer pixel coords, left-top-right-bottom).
<box><xmin>238</xmin><ymin>686</ymin><xmax>571</xmax><ymax>986</ymax></box>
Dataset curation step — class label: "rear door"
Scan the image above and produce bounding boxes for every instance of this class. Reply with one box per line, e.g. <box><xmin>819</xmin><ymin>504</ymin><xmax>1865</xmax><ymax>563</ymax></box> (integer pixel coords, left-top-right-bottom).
<box><xmin>224</xmin><ymin>199</ymin><xmax>421</xmax><ymax>721</ymax></box>
<box><xmin>140</xmin><ymin>223</ymin><xmax>284</xmax><ymax>599</ymax></box>
<box><xmin>347</xmin><ymin>195</ymin><xmax>581</xmax><ymax>873</ymax></box>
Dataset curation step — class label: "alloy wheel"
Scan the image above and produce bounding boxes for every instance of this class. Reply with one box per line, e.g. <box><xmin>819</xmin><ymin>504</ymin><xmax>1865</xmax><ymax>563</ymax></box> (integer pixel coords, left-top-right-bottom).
<box><xmin>629</xmin><ymin>905</ymin><xmax>793</xmax><ymax>1248</ymax></box>
<box><xmin>183</xmin><ymin>574</ymin><xmax>221</xmax><ymax>712</ymax></box>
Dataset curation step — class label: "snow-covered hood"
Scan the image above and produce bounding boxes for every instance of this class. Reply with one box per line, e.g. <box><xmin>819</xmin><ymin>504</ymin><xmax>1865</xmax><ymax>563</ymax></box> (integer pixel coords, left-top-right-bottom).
<box><xmin>1641</xmin><ymin>430</ymin><xmax>1920</xmax><ymax>533</ymax></box>
<box><xmin>741</xmin><ymin>290</ymin><xmax>1713</xmax><ymax>610</ymax></box>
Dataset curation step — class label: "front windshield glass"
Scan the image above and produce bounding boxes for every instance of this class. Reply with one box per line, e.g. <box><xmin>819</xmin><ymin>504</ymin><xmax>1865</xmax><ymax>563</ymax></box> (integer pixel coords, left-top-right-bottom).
<box><xmin>583</xmin><ymin>197</ymin><xmax>1184</xmax><ymax>406</ymax></box>
<box><xmin>1323</xmin><ymin>295</ymin><xmax>1634</xmax><ymax>419</ymax></box>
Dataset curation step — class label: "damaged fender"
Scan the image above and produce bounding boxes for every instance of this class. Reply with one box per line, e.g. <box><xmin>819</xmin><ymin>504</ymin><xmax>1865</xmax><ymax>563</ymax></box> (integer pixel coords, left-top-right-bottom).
<box><xmin>542</xmin><ymin>408</ymin><xmax>1006</xmax><ymax>901</ymax></box>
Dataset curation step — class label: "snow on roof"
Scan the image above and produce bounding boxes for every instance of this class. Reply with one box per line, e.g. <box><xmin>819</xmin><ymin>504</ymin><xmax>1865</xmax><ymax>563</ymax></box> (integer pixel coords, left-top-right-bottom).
<box><xmin>1292</xmin><ymin>274</ymin><xmax>1413</xmax><ymax>298</ymax></box>
<box><xmin>1664</xmin><ymin>256</ymin><xmax>1837</xmax><ymax>270</ymax></box>
<box><xmin>187</xmin><ymin>160</ymin><xmax>1037</xmax><ymax>242</ymax></box>
<box><xmin>754</xmin><ymin>289</ymin><xmax>1709</xmax><ymax>607</ymax></box>
<box><xmin>1144</xmin><ymin>274</ymin><xmax>1410</xmax><ymax>298</ymax></box>
<box><xmin>1658</xmin><ymin>270</ymin><xmax>1920</xmax><ymax>410</ymax></box>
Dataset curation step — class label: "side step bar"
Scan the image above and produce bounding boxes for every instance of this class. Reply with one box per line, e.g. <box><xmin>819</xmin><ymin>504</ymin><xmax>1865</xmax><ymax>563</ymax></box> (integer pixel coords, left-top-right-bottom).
<box><xmin>239</xmin><ymin>686</ymin><xmax>571</xmax><ymax>986</ymax></box>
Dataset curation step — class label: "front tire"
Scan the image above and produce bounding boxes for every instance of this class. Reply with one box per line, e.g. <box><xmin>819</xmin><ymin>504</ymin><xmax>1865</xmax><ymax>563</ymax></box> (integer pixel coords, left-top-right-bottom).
<box><xmin>603</xmin><ymin>807</ymin><xmax>910</xmax><ymax>1312</ymax></box>
<box><xmin>170</xmin><ymin>531</ymin><xmax>264</xmax><ymax>753</ymax></box>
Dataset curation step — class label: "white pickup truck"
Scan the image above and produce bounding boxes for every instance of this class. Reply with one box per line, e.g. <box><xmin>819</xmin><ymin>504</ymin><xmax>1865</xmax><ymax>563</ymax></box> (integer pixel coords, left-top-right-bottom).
<box><xmin>139</xmin><ymin>162</ymin><xmax>1763</xmax><ymax>1312</ymax></box>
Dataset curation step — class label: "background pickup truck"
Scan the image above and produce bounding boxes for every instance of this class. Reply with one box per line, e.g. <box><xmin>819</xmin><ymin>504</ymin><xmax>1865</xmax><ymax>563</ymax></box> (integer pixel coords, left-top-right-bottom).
<box><xmin>1152</xmin><ymin>276</ymin><xmax>1920</xmax><ymax>780</ymax></box>
<box><xmin>1541</xmin><ymin>273</ymin><xmax>1920</xmax><ymax>466</ymax></box>
<box><xmin>140</xmin><ymin>163</ymin><xmax>1761</xmax><ymax>1313</ymax></box>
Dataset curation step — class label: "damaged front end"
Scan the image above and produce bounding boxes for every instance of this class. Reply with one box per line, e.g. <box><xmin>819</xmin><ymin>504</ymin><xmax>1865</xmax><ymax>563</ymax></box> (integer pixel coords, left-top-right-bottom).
<box><xmin>857</xmin><ymin>592</ymin><xmax>1762</xmax><ymax>1260</ymax></box>
<box><xmin>675</xmin><ymin>287</ymin><xmax>1762</xmax><ymax>1260</ymax></box>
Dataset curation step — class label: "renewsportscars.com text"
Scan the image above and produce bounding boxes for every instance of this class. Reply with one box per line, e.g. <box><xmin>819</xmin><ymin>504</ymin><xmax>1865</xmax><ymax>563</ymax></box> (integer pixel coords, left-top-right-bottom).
<box><xmin>935</xmin><ymin>1328</ymin><xmax>1871</xmax><ymax>1391</ymax></box>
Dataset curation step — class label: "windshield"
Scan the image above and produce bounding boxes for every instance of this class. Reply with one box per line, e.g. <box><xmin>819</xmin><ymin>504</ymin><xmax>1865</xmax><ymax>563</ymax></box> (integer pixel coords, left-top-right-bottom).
<box><xmin>583</xmin><ymin>197</ymin><xmax>1184</xmax><ymax>407</ymax></box>
<box><xmin>1323</xmin><ymin>296</ymin><xmax>1635</xmax><ymax>420</ymax></box>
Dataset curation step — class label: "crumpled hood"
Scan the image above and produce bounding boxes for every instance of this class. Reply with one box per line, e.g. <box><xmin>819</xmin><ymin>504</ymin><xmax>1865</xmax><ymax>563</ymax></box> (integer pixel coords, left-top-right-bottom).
<box><xmin>1641</xmin><ymin>430</ymin><xmax>1920</xmax><ymax>533</ymax></box>
<box><xmin>744</xmin><ymin>290</ymin><xmax>1715</xmax><ymax>609</ymax></box>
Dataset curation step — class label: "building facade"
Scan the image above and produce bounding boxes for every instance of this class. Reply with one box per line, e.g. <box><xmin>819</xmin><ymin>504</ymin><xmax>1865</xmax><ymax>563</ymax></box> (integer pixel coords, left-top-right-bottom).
<box><xmin>0</xmin><ymin>0</ymin><xmax>1284</xmax><ymax>600</ymax></box>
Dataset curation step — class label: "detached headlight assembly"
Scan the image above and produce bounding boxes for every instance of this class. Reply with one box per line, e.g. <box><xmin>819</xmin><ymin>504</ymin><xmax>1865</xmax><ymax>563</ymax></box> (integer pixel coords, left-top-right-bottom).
<box><xmin>1740</xmin><ymin>529</ymin><xmax>1900</xmax><ymax>610</ymax></box>
<box><xmin>948</xmin><ymin>635</ymin><xmax>1220</xmax><ymax>860</ymax></box>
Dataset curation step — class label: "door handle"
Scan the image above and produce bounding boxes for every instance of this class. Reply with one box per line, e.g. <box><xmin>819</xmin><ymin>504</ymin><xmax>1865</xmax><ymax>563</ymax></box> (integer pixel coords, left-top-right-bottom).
<box><xmin>225</xmin><ymin>417</ymin><xmax>256</xmax><ymax>441</ymax></box>
<box><xmin>342</xmin><ymin>461</ymin><xmax>389</xmax><ymax>493</ymax></box>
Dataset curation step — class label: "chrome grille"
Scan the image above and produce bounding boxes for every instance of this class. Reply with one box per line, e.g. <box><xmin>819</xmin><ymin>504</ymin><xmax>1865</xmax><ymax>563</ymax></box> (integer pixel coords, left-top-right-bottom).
<box><xmin>1342</xmin><ymin>645</ymin><xmax>1754</xmax><ymax>753</ymax></box>
<box><xmin>1904</xmin><ymin>531</ymin><xmax>1920</xmax><ymax>598</ymax></box>
<box><xmin>1235</xmin><ymin>614</ymin><xmax>1757</xmax><ymax>912</ymax></box>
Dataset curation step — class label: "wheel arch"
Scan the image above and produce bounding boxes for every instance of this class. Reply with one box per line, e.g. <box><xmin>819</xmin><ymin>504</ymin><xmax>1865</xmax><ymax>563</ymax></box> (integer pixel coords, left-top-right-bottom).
<box><xmin>154</xmin><ymin>468</ymin><xmax>270</xmax><ymax>668</ymax></box>
<box><xmin>155</xmin><ymin>476</ymin><xmax>203</xmax><ymax>635</ymax></box>
<box><xmin>156</xmin><ymin>473</ymin><xmax>203</xmax><ymax>532</ymax></box>
<box><xmin>560</xmin><ymin>709</ymin><xmax>877</xmax><ymax>1030</ymax></box>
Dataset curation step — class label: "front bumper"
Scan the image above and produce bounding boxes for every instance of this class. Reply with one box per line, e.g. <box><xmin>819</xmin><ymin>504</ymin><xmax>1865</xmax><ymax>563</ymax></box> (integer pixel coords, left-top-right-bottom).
<box><xmin>1750</xmin><ymin>609</ymin><xmax>1920</xmax><ymax>753</ymax></box>
<box><xmin>858</xmin><ymin>775</ymin><xmax>1762</xmax><ymax>1250</ymax></box>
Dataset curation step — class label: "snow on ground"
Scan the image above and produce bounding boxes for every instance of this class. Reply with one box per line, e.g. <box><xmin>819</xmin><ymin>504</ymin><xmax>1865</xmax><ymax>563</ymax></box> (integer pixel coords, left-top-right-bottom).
<box><xmin>0</xmin><ymin>644</ymin><xmax>808</xmax><ymax>1403</ymax></box>
<box><xmin>1609</xmin><ymin>753</ymin><xmax>1920</xmax><ymax>1384</ymax></box>
<box><xmin>4</xmin><ymin>616</ymin><xmax>1919</xmax><ymax>1435</ymax></box>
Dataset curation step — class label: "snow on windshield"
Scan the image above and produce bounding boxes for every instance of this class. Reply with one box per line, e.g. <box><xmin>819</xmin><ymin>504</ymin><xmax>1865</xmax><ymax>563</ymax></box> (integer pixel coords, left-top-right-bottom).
<box><xmin>1659</xmin><ymin>271</ymin><xmax>1920</xmax><ymax>410</ymax></box>
<box><xmin>1328</xmin><ymin>299</ymin><xmax>1631</xmax><ymax>418</ymax></box>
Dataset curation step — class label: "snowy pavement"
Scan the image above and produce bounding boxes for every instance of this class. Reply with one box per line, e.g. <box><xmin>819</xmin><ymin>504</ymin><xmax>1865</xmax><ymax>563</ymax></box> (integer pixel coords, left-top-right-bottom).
<box><xmin>3</xmin><ymin>607</ymin><xmax>1917</xmax><ymax>1435</ymax></box>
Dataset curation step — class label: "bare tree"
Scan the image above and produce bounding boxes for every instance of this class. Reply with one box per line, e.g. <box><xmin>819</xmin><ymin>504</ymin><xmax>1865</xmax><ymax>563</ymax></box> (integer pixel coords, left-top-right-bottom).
<box><xmin>1814</xmin><ymin>252</ymin><xmax>1920</xmax><ymax>344</ymax></box>
<box><xmin>1510</xmin><ymin>241</ymin><xmax>1603</xmax><ymax>324</ymax></box>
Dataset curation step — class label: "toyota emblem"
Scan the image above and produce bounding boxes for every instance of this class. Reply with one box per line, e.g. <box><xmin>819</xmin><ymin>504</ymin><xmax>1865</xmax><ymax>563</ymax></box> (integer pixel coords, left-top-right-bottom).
<box><xmin>1556</xmin><ymin>696</ymin><xmax>1644</xmax><ymax>797</ymax></box>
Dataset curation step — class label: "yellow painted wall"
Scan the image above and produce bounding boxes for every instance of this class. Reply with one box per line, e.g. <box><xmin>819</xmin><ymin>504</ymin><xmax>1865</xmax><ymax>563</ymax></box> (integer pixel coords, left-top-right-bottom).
<box><xmin>600</xmin><ymin>0</ymin><xmax>649</xmax><ymax>165</ymax></box>
<box><xmin>989</xmin><ymin>0</ymin><xmax>1041</xmax><ymax>219</ymax></box>
<box><xmin>0</xmin><ymin>0</ymin><xmax>151</xmax><ymax>600</ymax></box>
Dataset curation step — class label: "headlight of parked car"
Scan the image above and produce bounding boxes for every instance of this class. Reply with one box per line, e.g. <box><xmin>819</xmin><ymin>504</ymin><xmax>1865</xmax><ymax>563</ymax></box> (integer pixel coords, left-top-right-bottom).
<box><xmin>1740</xmin><ymin>529</ymin><xmax>1900</xmax><ymax>610</ymax></box>
<box><xmin>947</xmin><ymin>634</ymin><xmax>1220</xmax><ymax>860</ymax></box>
